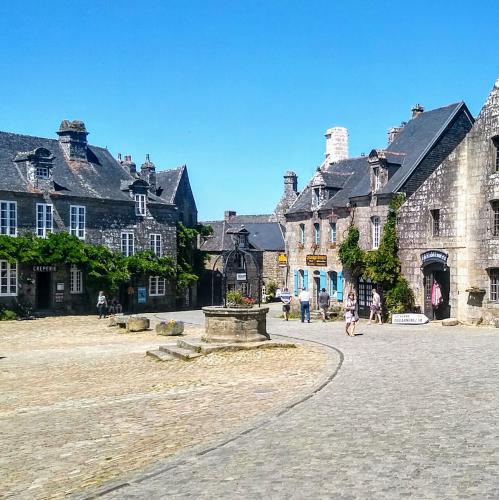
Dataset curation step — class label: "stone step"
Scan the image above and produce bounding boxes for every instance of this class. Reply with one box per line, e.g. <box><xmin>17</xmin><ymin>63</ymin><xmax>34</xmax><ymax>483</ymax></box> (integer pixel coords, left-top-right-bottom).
<box><xmin>146</xmin><ymin>350</ymin><xmax>175</xmax><ymax>362</ymax></box>
<box><xmin>159</xmin><ymin>345</ymin><xmax>203</xmax><ymax>361</ymax></box>
<box><xmin>176</xmin><ymin>339</ymin><xmax>225</xmax><ymax>354</ymax></box>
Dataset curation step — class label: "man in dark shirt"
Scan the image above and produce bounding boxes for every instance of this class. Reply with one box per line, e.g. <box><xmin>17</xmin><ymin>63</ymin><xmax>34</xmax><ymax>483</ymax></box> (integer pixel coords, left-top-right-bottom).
<box><xmin>318</xmin><ymin>288</ymin><xmax>330</xmax><ymax>322</ymax></box>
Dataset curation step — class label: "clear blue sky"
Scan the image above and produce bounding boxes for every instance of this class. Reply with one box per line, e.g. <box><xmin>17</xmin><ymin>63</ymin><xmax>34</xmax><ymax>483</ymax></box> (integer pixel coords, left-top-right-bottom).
<box><xmin>1</xmin><ymin>1</ymin><xmax>498</xmax><ymax>221</ymax></box>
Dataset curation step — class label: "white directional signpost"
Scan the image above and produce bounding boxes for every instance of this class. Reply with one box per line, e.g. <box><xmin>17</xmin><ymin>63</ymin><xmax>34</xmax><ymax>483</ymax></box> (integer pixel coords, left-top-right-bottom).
<box><xmin>392</xmin><ymin>313</ymin><xmax>429</xmax><ymax>325</ymax></box>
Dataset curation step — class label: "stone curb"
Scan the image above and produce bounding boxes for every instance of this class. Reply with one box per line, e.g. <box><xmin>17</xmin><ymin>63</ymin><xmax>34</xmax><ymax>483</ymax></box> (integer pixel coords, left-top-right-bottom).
<box><xmin>74</xmin><ymin>335</ymin><xmax>344</xmax><ymax>499</ymax></box>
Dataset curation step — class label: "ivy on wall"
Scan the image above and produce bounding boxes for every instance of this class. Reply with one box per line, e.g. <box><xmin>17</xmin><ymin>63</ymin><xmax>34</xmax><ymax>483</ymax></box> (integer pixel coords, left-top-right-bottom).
<box><xmin>338</xmin><ymin>193</ymin><xmax>415</xmax><ymax>316</ymax></box>
<box><xmin>0</xmin><ymin>232</ymin><xmax>175</xmax><ymax>293</ymax></box>
<box><xmin>176</xmin><ymin>222</ymin><xmax>213</xmax><ymax>293</ymax></box>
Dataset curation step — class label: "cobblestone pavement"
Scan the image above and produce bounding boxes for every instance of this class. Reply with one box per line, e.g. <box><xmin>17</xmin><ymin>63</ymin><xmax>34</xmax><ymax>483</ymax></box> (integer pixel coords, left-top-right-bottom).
<box><xmin>98</xmin><ymin>307</ymin><xmax>499</xmax><ymax>499</ymax></box>
<box><xmin>0</xmin><ymin>314</ymin><xmax>328</xmax><ymax>499</ymax></box>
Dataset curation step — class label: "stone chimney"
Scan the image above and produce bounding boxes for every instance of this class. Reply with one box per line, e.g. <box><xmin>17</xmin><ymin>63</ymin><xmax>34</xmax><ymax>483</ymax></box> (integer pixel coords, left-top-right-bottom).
<box><xmin>411</xmin><ymin>104</ymin><xmax>424</xmax><ymax>118</ymax></box>
<box><xmin>122</xmin><ymin>155</ymin><xmax>137</xmax><ymax>175</ymax></box>
<box><xmin>224</xmin><ymin>210</ymin><xmax>236</xmax><ymax>221</ymax></box>
<box><xmin>387</xmin><ymin>122</ymin><xmax>406</xmax><ymax>145</ymax></box>
<box><xmin>284</xmin><ymin>171</ymin><xmax>298</xmax><ymax>195</ymax></box>
<box><xmin>140</xmin><ymin>154</ymin><xmax>156</xmax><ymax>191</ymax></box>
<box><xmin>57</xmin><ymin>120</ymin><xmax>88</xmax><ymax>161</ymax></box>
<box><xmin>325</xmin><ymin>126</ymin><xmax>349</xmax><ymax>163</ymax></box>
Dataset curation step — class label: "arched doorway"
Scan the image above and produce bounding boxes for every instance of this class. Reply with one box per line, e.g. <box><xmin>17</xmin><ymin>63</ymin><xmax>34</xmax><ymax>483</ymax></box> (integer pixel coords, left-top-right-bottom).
<box><xmin>422</xmin><ymin>262</ymin><xmax>450</xmax><ymax>320</ymax></box>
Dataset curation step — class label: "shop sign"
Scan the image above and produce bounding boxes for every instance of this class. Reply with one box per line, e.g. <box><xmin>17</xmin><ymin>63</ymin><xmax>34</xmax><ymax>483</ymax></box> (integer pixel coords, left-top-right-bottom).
<box><xmin>278</xmin><ymin>253</ymin><xmax>287</xmax><ymax>266</ymax></box>
<box><xmin>236</xmin><ymin>273</ymin><xmax>247</xmax><ymax>281</ymax></box>
<box><xmin>137</xmin><ymin>287</ymin><xmax>147</xmax><ymax>304</ymax></box>
<box><xmin>421</xmin><ymin>250</ymin><xmax>448</xmax><ymax>266</ymax></box>
<box><xmin>33</xmin><ymin>265</ymin><xmax>57</xmax><ymax>272</ymax></box>
<box><xmin>57</xmin><ymin>283</ymin><xmax>64</xmax><ymax>291</ymax></box>
<box><xmin>55</xmin><ymin>292</ymin><xmax>64</xmax><ymax>303</ymax></box>
<box><xmin>392</xmin><ymin>313</ymin><xmax>429</xmax><ymax>325</ymax></box>
<box><xmin>306</xmin><ymin>254</ymin><xmax>327</xmax><ymax>266</ymax></box>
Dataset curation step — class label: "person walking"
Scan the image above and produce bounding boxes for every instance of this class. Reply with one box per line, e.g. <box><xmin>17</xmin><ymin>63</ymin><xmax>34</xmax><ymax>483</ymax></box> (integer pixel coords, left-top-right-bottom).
<box><xmin>368</xmin><ymin>288</ymin><xmax>382</xmax><ymax>325</ymax></box>
<box><xmin>96</xmin><ymin>291</ymin><xmax>108</xmax><ymax>319</ymax></box>
<box><xmin>318</xmin><ymin>287</ymin><xmax>330</xmax><ymax>322</ymax></box>
<box><xmin>280</xmin><ymin>287</ymin><xmax>292</xmax><ymax>321</ymax></box>
<box><xmin>344</xmin><ymin>291</ymin><xmax>358</xmax><ymax>336</ymax></box>
<box><xmin>299</xmin><ymin>287</ymin><xmax>311</xmax><ymax>323</ymax></box>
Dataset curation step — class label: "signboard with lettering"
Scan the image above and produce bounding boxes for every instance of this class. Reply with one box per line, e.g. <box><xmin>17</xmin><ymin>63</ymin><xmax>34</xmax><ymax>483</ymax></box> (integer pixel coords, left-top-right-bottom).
<box><xmin>278</xmin><ymin>253</ymin><xmax>287</xmax><ymax>266</ymax></box>
<box><xmin>306</xmin><ymin>255</ymin><xmax>327</xmax><ymax>267</ymax></box>
<box><xmin>421</xmin><ymin>250</ymin><xmax>448</xmax><ymax>267</ymax></box>
<box><xmin>392</xmin><ymin>313</ymin><xmax>429</xmax><ymax>325</ymax></box>
<box><xmin>137</xmin><ymin>287</ymin><xmax>146</xmax><ymax>304</ymax></box>
<box><xmin>33</xmin><ymin>265</ymin><xmax>57</xmax><ymax>272</ymax></box>
<box><xmin>55</xmin><ymin>292</ymin><xmax>64</xmax><ymax>303</ymax></box>
<box><xmin>236</xmin><ymin>273</ymin><xmax>247</xmax><ymax>281</ymax></box>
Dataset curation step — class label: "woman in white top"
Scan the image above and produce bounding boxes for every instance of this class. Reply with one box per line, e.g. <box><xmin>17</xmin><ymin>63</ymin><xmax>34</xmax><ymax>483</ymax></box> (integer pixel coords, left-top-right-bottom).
<box><xmin>344</xmin><ymin>291</ymin><xmax>358</xmax><ymax>336</ymax></box>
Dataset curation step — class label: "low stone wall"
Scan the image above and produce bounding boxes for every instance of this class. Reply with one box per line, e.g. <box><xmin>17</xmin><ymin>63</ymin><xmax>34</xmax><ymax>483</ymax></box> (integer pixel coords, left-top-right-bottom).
<box><xmin>202</xmin><ymin>306</ymin><xmax>270</xmax><ymax>343</ymax></box>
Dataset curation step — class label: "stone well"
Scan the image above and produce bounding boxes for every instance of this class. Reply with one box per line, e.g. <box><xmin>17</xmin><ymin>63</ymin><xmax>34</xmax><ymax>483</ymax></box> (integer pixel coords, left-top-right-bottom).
<box><xmin>202</xmin><ymin>306</ymin><xmax>270</xmax><ymax>343</ymax></box>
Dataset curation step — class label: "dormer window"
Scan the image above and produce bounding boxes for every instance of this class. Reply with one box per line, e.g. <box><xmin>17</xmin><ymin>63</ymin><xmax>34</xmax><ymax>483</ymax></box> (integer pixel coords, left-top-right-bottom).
<box><xmin>135</xmin><ymin>194</ymin><xmax>146</xmax><ymax>216</ymax></box>
<box><xmin>36</xmin><ymin>166</ymin><xmax>49</xmax><ymax>179</ymax></box>
<box><xmin>313</xmin><ymin>188</ymin><xmax>320</xmax><ymax>205</ymax></box>
<box><xmin>373</xmin><ymin>167</ymin><xmax>381</xmax><ymax>191</ymax></box>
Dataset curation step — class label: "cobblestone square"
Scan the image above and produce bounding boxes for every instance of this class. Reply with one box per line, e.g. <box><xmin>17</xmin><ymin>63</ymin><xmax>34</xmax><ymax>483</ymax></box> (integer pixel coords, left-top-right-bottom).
<box><xmin>0</xmin><ymin>314</ymin><xmax>328</xmax><ymax>499</ymax></box>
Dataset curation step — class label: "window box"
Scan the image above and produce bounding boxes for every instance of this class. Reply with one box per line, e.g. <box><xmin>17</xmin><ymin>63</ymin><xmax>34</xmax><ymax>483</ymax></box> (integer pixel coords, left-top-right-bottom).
<box><xmin>328</xmin><ymin>242</ymin><xmax>337</xmax><ymax>249</ymax></box>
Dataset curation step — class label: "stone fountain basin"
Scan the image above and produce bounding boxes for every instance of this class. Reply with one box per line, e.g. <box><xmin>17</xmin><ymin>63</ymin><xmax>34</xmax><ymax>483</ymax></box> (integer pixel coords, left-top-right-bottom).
<box><xmin>202</xmin><ymin>306</ymin><xmax>270</xmax><ymax>343</ymax></box>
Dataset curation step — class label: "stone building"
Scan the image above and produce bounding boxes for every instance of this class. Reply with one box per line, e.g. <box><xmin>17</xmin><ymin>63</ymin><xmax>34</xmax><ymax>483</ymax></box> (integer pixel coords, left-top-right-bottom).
<box><xmin>198</xmin><ymin>211</ymin><xmax>286</xmax><ymax>306</ymax></box>
<box><xmin>285</xmin><ymin>101</ymin><xmax>474</xmax><ymax>315</ymax></box>
<box><xmin>398</xmin><ymin>78</ymin><xmax>499</xmax><ymax>324</ymax></box>
<box><xmin>0</xmin><ymin>120</ymin><xmax>195</xmax><ymax>313</ymax></box>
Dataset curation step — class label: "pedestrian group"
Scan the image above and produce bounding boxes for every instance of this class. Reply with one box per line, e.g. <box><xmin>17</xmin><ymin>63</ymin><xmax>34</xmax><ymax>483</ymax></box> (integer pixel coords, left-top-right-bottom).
<box><xmin>280</xmin><ymin>285</ymin><xmax>383</xmax><ymax>336</ymax></box>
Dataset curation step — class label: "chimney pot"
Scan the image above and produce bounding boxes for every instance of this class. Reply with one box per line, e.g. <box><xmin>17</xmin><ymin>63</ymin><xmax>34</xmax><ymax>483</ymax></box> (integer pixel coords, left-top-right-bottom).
<box><xmin>411</xmin><ymin>104</ymin><xmax>424</xmax><ymax>118</ymax></box>
<box><xmin>224</xmin><ymin>210</ymin><xmax>236</xmax><ymax>221</ymax></box>
<box><xmin>325</xmin><ymin>126</ymin><xmax>349</xmax><ymax>163</ymax></box>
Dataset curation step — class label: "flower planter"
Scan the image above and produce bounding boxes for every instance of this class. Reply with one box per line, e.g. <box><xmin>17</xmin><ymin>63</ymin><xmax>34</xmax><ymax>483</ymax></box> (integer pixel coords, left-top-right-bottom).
<box><xmin>202</xmin><ymin>306</ymin><xmax>270</xmax><ymax>343</ymax></box>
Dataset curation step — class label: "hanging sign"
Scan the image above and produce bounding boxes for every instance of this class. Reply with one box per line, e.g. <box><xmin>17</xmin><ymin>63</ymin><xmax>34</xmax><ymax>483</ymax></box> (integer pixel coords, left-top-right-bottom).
<box><xmin>236</xmin><ymin>273</ymin><xmax>247</xmax><ymax>281</ymax></box>
<box><xmin>392</xmin><ymin>313</ymin><xmax>429</xmax><ymax>325</ymax></box>
<box><xmin>278</xmin><ymin>253</ymin><xmax>287</xmax><ymax>266</ymax></box>
<box><xmin>421</xmin><ymin>250</ymin><xmax>448</xmax><ymax>266</ymax></box>
<box><xmin>306</xmin><ymin>255</ymin><xmax>327</xmax><ymax>266</ymax></box>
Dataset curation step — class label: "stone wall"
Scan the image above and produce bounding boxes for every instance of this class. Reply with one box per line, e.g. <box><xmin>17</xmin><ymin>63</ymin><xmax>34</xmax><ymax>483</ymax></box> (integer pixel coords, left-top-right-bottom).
<box><xmin>398</xmin><ymin>79</ymin><xmax>499</xmax><ymax>324</ymax></box>
<box><xmin>0</xmin><ymin>191</ymin><xmax>178</xmax><ymax>313</ymax></box>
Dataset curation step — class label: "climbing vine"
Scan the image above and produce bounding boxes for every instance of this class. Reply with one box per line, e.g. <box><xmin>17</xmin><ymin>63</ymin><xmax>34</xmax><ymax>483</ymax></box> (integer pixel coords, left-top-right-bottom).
<box><xmin>176</xmin><ymin>222</ymin><xmax>213</xmax><ymax>292</ymax></box>
<box><xmin>0</xmin><ymin>232</ymin><xmax>175</xmax><ymax>293</ymax></box>
<box><xmin>338</xmin><ymin>193</ymin><xmax>414</xmax><ymax>316</ymax></box>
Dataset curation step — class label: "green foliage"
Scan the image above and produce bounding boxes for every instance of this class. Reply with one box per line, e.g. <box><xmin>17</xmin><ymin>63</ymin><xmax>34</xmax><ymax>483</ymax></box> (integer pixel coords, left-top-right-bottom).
<box><xmin>0</xmin><ymin>309</ymin><xmax>17</xmax><ymax>321</ymax></box>
<box><xmin>265</xmin><ymin>280</ymin><xmax>278</xmax><ymax>300</ymax></box>
<box><xmin>227</xmin><ymin>290</ymin><xmax>244</xmax><ymax>305</ymax></box>
<box><xmin>176</xmin><ymin>222</ymin><xmax>213</xmax><ymax>292</ymax></box>
<box><xmin>338</xmin><ymin>226</ymin><xmax>366</xmax><ymax>276</ymax></box>
<box><xmin>383</xmin><ymin>277</ymin><xmax>415</xmax><ymax>317</ymax></box>
<box><xmin>0</xmin><ymin>232</ymin><xmax>177</xmax><ymax>294</ymax></box>
<box><xmin>339</xmin><ymin>193</ymin><xmax>414</xmax><ymax>315</ymax></box>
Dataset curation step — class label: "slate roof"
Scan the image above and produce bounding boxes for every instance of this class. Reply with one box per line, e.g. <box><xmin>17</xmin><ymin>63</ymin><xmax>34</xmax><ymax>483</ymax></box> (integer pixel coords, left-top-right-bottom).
<box><xmin>287</xmin><ymin>157</ymin><xmax>369</xmax><ymax>213</ymax></box>
<box><xmin>368</xmin><ymin>102</ymin><xmax>466</xmax><ymax>196</ymax></box>
<box><xmin>156</xmin><ymin>166</ymin><xmax>185</xmax><ymax>204</ymax></box>
<box><xmin>0</xmin><ymin>131</ymin><xmax>171</xmax><ymax>205</ymax></box>
<box><xmin>287</xmin><ymin>102</ymin><xmax>470</xmax><ymax>213</ymax></box>
<box><xmin>200</xmin><ymin>219</ymin><xmax>284</xmax><ymax>252</ymax></box>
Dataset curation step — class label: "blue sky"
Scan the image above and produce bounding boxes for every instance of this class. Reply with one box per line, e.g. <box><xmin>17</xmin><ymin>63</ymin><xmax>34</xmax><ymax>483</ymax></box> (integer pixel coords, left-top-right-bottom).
<box><xmin>0</xmin><ymin>0</ymin><xmax>498</xmax><ymax>221</ymax></box>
